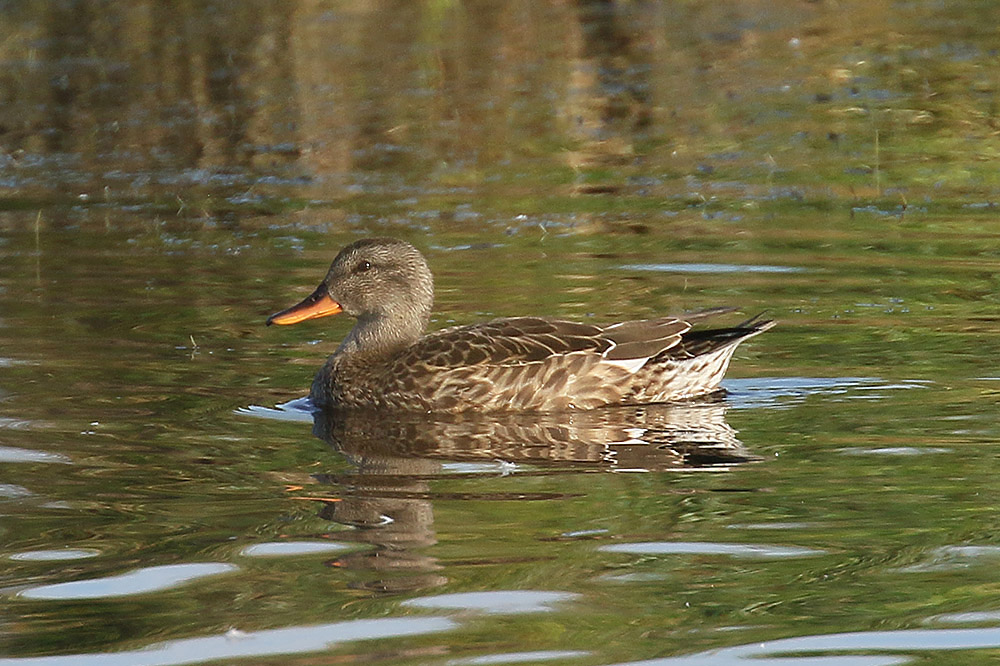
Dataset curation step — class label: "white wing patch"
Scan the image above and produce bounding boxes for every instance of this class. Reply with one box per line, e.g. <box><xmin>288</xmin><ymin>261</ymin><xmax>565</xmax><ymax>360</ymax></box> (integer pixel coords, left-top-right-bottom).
<box><xmin>600</xmin><ymin>356</ymin><xmax>648</xmax><ymax>373</ymax></box>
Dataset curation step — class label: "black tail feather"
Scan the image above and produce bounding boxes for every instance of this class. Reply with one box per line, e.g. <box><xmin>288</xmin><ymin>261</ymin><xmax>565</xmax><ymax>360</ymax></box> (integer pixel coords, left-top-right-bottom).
<box><xmin>656</xmin><ymin>312</ymin><xmax>774</xmax><ymax>360</ymax></box>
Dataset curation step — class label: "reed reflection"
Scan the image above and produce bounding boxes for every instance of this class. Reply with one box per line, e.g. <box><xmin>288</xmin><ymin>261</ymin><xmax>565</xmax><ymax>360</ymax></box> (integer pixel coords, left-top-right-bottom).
<box><xmin>566</xmin><ymin>0</ymin><xmax>655</xmax><ymax>194</ymax></box>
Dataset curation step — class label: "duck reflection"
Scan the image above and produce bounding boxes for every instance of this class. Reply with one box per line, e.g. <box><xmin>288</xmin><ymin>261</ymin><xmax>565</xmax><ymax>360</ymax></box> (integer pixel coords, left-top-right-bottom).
<box><xmin>314</xmin><ymin>400</ymin><xmax>753</xmax><ymax>472</ymax></box>
<box><xmin>305</xmin><ymin>399</ymin><xmax>757</xmax><ymax>594</ymax></box>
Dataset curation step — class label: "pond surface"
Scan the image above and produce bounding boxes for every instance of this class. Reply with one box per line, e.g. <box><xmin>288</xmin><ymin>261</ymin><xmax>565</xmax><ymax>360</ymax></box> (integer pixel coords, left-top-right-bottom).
<box><xmin>4</xmin><ymin>1</ymin><xmax>1000</xmax><ymax>665</ymax></box>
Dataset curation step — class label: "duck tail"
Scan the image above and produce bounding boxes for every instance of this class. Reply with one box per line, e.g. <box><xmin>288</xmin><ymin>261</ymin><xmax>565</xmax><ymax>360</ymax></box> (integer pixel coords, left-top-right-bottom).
<box><xmin>735</xmin><ymin>312</ymin><xmax>776</xmax><ymax>337</ymax></box>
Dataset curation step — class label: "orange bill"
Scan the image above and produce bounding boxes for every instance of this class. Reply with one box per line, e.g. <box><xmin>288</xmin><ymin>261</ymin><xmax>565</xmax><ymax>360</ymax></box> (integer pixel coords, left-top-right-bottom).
<box><xmin>266</xmin><ymin>285</ymin><xmax>343</xmax><ymax>326</ymax></box>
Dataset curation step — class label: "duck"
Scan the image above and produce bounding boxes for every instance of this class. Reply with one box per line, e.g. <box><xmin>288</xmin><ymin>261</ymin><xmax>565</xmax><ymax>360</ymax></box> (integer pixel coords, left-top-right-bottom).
<box><xmin>266</xmin><ymin>237</ymin><xmax>774</xmax><ymax>412</ymax></box>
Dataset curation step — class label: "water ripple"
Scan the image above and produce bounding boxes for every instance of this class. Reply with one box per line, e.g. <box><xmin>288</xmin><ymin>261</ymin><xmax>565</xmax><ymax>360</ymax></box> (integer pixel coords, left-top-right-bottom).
<box><xmin>605</xmin><ymin>626</ymin><xmax>1000</xmax><ymax>665</ymax></box>
<box><xmin>898</xmin><ymin>546</ymin><xmax>1000</xmax><ymax>573</ymax></box>
<box><xmin>239</xmin><ymin>541</ymin><xmax>351</xmax><ymax>557</ymax></box>
<box><xmin>0</xmin><ymin>446</ymin><xmax>71</xmax><ymax>464</ymax></box>
<box><xmin>724</xmin><ymin>377</ymin><xmax>930</xmax><ymax>410</ymax></box>
<box><xmin>17</xmin><ymin>562</ymin><xmax>237</xmax><ymax>600</ymax></box>
<box><xmin>621</xmin><ymin>263</ymin><xmax>805</xmax><ymax>274</ymax></box>
<box><xmin>10</xmin><ymin>549</ymin><xmax>100</xmax><ymax>562</ymax></box>
<box><xmin>448</xmin><ymin>650</ymin><xmax>591</xmax><ymax>665</ymax></box>
<box><xmin>601</xmin><ymin>541</ymin><xmax>824</xmax><ymax>559</ymax></box>
<box><xmin>402</xmin><ymin>590</ymin><xmax>578</xmax><ymax>614</ymax></box>
<box><xmin>0</xmin><ymin>617</ymin><xmax>456</xmax><ymax>666</ymax></box>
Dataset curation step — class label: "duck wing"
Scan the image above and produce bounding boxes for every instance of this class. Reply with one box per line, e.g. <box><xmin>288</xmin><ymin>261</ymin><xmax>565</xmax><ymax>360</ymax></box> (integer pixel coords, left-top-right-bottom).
<box><xmin>399</xmin><ymin>316</ymin><xmax>693</xmax><ymax>369</ymax></box>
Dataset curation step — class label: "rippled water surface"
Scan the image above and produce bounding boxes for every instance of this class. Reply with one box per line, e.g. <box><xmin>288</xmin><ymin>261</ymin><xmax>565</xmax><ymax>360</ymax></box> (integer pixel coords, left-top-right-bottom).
<box><xmin>4</xmin><ymin>2</ymin><xmax>1000</xmax><ymax>665</ymax></box>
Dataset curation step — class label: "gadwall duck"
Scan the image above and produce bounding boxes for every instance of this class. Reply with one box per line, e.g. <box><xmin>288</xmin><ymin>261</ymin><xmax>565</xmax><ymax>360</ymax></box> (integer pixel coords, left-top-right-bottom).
<box><xmin>267</xmin><ymin>238</ymin><xmax>773</xmax><ymax>412</ymax></box>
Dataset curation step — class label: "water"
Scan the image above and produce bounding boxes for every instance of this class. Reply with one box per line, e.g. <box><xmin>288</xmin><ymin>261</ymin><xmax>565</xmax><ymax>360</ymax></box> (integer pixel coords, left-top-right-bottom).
<box><xmin>4</xmin><ymin>1</ymin><xmax>1000</xmax><ymax>664</ymax></box>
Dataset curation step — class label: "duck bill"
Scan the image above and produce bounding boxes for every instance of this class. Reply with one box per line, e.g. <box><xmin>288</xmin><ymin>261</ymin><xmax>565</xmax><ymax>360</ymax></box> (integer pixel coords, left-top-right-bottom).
<box><xmin>266</xmin><ymin>285</ymin><xmax>343</xmax><ymax>326</ymax></box>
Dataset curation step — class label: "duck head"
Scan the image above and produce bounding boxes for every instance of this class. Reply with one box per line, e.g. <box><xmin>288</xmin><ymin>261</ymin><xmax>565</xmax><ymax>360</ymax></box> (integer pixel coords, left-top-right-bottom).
<box><xmin>267</xmin><ymin>238</ymin><xmax>434</xmax><ymax>352</ymax></box>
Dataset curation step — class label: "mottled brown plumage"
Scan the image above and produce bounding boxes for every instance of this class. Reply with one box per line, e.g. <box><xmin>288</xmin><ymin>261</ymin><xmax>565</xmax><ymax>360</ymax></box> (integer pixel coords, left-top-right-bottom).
<box><xmin>267</xmin><ymin>238</ymin><xmax>774</xmax><ymax>412</ymax></box>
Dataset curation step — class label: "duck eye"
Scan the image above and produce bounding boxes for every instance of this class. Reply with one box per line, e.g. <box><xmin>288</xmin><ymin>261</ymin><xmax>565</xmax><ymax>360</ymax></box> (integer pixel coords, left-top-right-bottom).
<box><xmin>355</xmin><ymin>260</ymin><xmax>372</xmax><ymax>273</ymax></box>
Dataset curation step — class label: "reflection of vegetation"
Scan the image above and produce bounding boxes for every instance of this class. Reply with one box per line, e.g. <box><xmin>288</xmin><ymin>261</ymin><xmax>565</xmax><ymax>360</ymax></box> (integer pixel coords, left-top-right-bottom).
<box><xmin>2</xmin><ymin>1</ymin><xmax>1000</xmax><ymax>210</ymax></box>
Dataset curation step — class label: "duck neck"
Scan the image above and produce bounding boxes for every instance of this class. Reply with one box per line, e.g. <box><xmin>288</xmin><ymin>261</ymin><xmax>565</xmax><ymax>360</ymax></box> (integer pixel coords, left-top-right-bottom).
<box><xmin>337</xmin><ymin>310</ymin><xmax>426</xmax><ymax>358</ymax></box>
